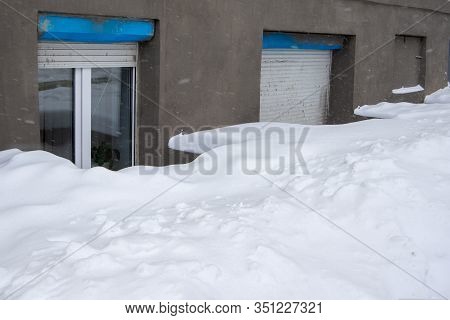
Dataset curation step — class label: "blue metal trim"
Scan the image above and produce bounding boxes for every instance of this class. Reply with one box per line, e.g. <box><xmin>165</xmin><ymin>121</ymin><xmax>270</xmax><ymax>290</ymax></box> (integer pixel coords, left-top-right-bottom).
<box><xmin>38</xmin><ymin>14</ymin><xmax>154</xmax><ymax>43</ymax></box>
<box><xmin>263</xmin><ymin>33</ymin><xmax>343</xmax><ymax>50</ymax></box>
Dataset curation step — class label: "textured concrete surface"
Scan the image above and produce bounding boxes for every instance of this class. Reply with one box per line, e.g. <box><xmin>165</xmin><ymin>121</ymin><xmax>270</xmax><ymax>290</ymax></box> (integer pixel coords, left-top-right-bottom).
<box><xmin>0</xmin><ymin>0</ymin><xmax>449</xmax><ymax>165</ymax></box>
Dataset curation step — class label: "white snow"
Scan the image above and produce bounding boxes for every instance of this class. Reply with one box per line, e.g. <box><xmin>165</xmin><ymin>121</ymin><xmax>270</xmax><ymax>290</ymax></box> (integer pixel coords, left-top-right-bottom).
<box><xmin>354</xmin><ymin>102</ymin><xmax>450</xmax><ymax>119</ymax></box>
<box><xmin>425</xmin><ymin>85</ymin><xmax>450</xmax><ymax>104</ymax></box>
<box><xmin>392</xmin><ymin>85</ymin><xmax>424</xmax><ymax>95</ymax></box>
<box><xmin>1</xmin><ymin>87</ymin><xmax>450</xmax><ymax>299</ymax></box>
<box><xmin>355</xmin><ymin>85</ymin><xmax>450</xmax><ymax>119</ymax></box>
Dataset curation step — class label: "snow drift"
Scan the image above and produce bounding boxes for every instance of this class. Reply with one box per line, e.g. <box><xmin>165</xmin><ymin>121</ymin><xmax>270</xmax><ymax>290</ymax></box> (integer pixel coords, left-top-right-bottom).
<box><xmin>1</xmin><ymin>87</ymin><xmax>450</xmax><ymax>299</ymax></box>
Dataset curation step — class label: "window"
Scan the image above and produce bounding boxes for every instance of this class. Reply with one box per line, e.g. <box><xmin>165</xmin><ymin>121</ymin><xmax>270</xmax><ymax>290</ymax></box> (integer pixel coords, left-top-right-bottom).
<box><xmin>38</xmin><ymin>43</ymin><xmax>137</xmax><ymax>170</ymax></box>
<box><xmin>393</xmin><ymin>35</ymin><xmax>426</xmax><ymax>89</ymax></box>
<box><xmin>260</xmin><ymin>33</ymin><xmax>344</xmax><ymax>125</ymax></box>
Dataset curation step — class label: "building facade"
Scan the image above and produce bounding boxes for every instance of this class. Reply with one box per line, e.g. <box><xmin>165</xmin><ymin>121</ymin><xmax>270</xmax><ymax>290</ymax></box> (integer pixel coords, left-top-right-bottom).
<box><xmin>0</xmin><ymin>0</ymin><xmax>449</xmax><ymax>169</ymax></box>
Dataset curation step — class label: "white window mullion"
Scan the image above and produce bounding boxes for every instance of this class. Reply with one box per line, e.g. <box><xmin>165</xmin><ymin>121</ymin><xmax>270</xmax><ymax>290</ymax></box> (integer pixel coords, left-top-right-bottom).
<box><xmin>39</xmin><ymin>43</ymin><xmax>138</xmax><ymax>170</ymax></box>
<box><xmin>81</xmin><ymin>68</ymin><xmax>92</xmax><ymax>169</ymax></box>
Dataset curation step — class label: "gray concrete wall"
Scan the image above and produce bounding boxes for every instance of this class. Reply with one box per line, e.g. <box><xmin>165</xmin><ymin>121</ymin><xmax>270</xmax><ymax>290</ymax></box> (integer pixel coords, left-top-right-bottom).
<box><xmin>0</xmin><ymin>0</ymin><xmax>449</xmax><ymax>164</ymax></box>
<box><xmin>355</xmin><ymin>0</ymin><xmax>450</xmax><ymax>14</ymax></box>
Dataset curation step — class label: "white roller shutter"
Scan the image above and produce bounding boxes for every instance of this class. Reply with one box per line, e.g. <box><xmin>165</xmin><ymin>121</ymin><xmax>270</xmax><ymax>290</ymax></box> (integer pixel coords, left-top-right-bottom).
<box><xmin>38</xmin><ymin>42</ymin><xmax>138</xmax><ymax>69</ymax></box>
<box><xmin>260</xmin><ymin>49</ymin><xmax>332</xmax><ymax>125</ymax></box>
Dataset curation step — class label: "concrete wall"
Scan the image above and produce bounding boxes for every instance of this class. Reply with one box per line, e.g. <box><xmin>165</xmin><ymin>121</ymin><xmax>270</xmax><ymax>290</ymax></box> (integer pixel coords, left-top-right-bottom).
<box><xmin>0</xmin><ymin>0</ymin><xmax>449</xmax><ymax>164</ymax></box>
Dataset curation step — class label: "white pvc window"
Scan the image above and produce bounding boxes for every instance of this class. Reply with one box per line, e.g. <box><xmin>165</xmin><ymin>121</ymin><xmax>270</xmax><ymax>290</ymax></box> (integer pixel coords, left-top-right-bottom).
<box><xmin>38</xmin><ymin>43</ymin><xmax>137</xmax><ymax>170</ymax></box>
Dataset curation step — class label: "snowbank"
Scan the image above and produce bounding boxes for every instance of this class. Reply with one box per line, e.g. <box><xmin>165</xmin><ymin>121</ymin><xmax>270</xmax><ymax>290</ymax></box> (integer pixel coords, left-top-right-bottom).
<box><xmin>354</xmin><ymin>102</ymin><xmax>450</xmax><ymax>119</ymax></box>
<box><xmin>355</xmin><ymin>87</ymin><xmax>450</xmax><ymax>119</ymax></box>
<box><xmin>1</xmin><ymin>87</ymin><xmax>450</xmax><ymax>299</ymax></box>
<box><xmin>425</xmin><ymin>85</ymin><xmax>450</xmax><ymax>104</ymax></box>
<box><xmin>355</xmin><ymin>85</ymin><xmax>450</xmax><ymax>119</ymax></box>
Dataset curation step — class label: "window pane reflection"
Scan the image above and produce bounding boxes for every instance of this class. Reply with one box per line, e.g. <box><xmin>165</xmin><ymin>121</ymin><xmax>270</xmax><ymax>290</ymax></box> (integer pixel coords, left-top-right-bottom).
<box><xmin>91</xmin><ymin>68</ymin><xmax>133</xmax><ymax>171</ymax></box>
<box><xmin>38</xmin><ymin>69</ymin><xmax>74</xmax><ymax>162</ymax></box>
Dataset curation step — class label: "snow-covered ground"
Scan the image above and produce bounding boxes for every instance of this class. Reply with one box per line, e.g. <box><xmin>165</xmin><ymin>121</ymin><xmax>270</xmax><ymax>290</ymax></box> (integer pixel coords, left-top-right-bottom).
<box><xmin>1</xmin><ymin>86</ymin><xmax>450</xmax><ymax>299</ymax></box>
<box><xmin>355</xmin><ymin>86</ymin><xmax>450</xmax><ymax>119</ymax></box>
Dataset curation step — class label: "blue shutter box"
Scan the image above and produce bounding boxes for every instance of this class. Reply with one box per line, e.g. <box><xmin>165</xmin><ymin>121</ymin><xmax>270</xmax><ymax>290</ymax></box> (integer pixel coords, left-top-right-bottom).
<box><xmin>263</xmin><ymin>33</ymin><xmax>343</xmax><ymax>51</ymax></box>
<box><xmin>38</xmin><ymin>14</ymin><xmax>155</xmax><ymax>43</ymax></box>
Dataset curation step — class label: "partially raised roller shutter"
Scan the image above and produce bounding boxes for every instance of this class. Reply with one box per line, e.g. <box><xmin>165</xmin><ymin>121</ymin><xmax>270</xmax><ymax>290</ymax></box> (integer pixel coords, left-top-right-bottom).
<box><xmin>260</xmin><ymin>49</ymin><xmax>332</xmax><ymax>125</ymax></box>
<box><xmin>38</xmin><ymin>43</ymin><xmax>138</xmax><ymax>69</ymax></box>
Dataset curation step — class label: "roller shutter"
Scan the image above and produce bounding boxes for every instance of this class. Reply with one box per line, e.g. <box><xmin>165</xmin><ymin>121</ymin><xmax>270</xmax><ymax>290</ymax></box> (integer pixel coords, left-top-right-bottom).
<box><xmin>260</xmin><ymin>49</ymin><xmax>332</xmax><ymax>125</ymax></box>
<box><xmin>38</xmin><ymin>42</ymin><xmax>138</xmax><ymax>69</ymax></box>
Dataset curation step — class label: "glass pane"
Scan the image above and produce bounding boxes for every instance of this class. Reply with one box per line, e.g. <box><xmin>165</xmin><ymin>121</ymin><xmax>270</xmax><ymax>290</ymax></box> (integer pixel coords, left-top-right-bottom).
<box><xmin>38</xmin><ymin>69</ymin><xmax>74</xmax><ymax>162</ymax></box>
<box><xmin>91</xmin><ymin>68</ymin><xmax>133</xmax><ymax>171</ymax></box>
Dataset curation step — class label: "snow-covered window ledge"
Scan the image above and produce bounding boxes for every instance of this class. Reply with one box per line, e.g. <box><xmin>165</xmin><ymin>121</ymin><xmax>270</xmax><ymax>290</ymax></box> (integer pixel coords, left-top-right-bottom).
<box><xmin>392</xmin><ymin>85</ymin><xmax>424</xmax><ymax>95</ymax></box>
